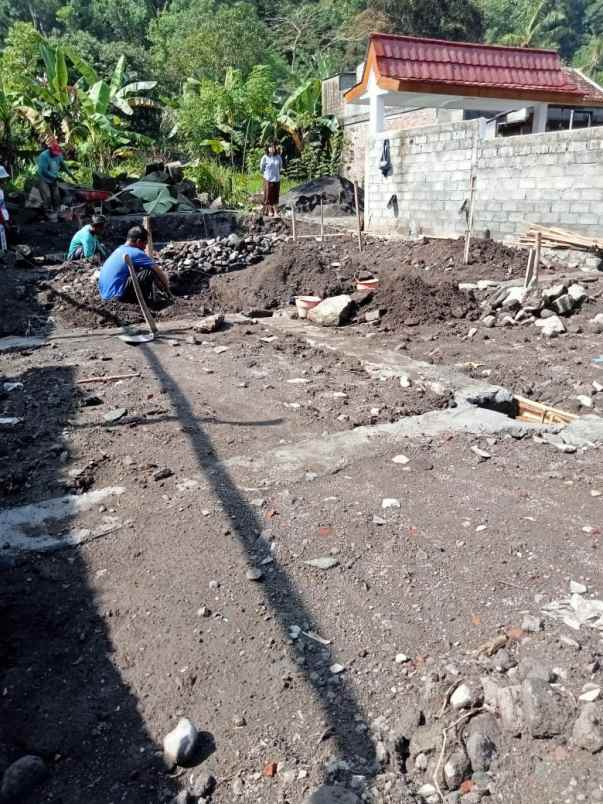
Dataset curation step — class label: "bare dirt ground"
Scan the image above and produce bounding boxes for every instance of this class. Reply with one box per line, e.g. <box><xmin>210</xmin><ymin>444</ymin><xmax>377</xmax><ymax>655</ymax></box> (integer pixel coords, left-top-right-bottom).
<box><xmin>1</xmin><ymin>222</ymin><xmax>603</xmax><ymax>804</ymax></box>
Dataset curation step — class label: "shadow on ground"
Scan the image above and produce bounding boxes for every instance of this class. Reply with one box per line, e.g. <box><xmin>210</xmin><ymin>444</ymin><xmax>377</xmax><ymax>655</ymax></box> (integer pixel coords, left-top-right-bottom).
<box><xmin>0</xmin><ymin>362</ymin><xmax>177</xmax><ymax>803</ymax></box>
<box><xmin>140</xmin><ymin>344</ymin><xmax>378</xmax><ymax>795</ymax></box>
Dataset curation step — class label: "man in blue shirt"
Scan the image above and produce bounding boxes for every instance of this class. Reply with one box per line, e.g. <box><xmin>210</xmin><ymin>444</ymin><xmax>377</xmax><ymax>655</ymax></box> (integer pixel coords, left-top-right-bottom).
<box><xmin>36</xmin><ymin>142</ymin><xmax>75</xmax><ymax>211</ymax></box>
<box><xmin>67</xmin><ymin>215</ymin><xmax>107</xmax><ymax>262</ymax></box>
<box><xmin>99</xmin><ymin>225</ymin><xmax>170</xmax><ymax>304</ymax></box>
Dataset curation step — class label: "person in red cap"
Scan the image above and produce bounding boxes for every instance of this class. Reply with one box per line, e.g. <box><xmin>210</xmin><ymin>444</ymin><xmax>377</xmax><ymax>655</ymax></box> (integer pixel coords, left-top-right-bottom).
<box><xmin>36</xmin><ymin>141</ymin><xmax>76</xmax><ymax>211</ymax></box>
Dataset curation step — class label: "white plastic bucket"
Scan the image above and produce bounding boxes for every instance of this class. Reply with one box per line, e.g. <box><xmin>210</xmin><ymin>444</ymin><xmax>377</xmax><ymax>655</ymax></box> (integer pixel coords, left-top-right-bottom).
<box><xmin>295</xmin><ymin>295</ymin><xmax>321</xmax><ymax>319</ymax></box>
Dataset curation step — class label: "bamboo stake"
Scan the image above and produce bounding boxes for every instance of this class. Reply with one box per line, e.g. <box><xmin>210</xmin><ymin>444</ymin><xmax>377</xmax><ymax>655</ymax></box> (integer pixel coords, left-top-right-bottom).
<box><xmin>291</xmin><ymin>204</ymin><xmax>297</xmax><ymax>242</ymax></box>
<box><xmin>143</xmin><ymin>215</ymin><xmax>154</xmax><ymax>257</ymax></box>
<box><xmin>524</xmin><ymin>249</ymin><xmax>535</xmax><ymax>289</ymax></box>
<box><xmin>463</xmin><ymin>175</ymin><xmax>476</xmax><ymax>265</ymax></box>
<box><xmin>320</xmin><ymin>197</ymin><xmax>324</xmax><ymax>243</ymax></box>
<box><xmin>533</xmin><ymin>230</ymin><xmax>541</xmax><ymax>287</ymax></box>
<box><xmin>124</xmin><ymin>254</ymin><xmax>157</xmax><ymax>335</ymax></box>
<box><xmin>353</xmin><ymin>180</ymin><xmax>363</xmax><ymax>253</ymax></box>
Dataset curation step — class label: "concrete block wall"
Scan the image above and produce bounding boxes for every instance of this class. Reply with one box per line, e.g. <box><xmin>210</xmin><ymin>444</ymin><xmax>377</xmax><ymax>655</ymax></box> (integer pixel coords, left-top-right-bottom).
<box><xmin>365</xmin><ymin>120</ymin><xmax>479</xmax><ymax>235</ymax></box>
<box><xmin>365</xmin><ymin>120</ymin><xmax>603</xmax><ymax>242</ymax></box>
<box><xmin>473</xmin><ymin>125</ymin><xmax>603</xmax><ymax>241</ymax></box>
<box><xmin>342</xmin><ymin>108</ymin><xmax>440</xmax><ymax>184</ymax></box>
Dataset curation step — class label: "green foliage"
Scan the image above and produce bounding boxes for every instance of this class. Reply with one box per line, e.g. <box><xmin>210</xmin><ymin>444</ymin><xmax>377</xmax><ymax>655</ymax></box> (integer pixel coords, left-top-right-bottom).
<box><xmin>284</xmin><ymin>122</ymin><xmax>344</xmax><ymax>181</ymax></box>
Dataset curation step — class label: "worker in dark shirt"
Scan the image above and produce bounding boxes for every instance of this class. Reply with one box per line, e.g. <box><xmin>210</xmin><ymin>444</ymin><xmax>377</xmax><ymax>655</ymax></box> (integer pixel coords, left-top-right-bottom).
<box><xmin>98</xmin><ymin>225</ymin><xmax>169</xmax><ymax>303</ymax></box>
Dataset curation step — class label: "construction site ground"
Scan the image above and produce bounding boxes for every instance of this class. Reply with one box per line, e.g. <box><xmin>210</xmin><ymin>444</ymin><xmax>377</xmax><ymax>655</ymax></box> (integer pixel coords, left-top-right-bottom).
<box><xmin>1</xmin><ymin>219</ymin><xmax>603</xmax><ymax>804</ymax></box>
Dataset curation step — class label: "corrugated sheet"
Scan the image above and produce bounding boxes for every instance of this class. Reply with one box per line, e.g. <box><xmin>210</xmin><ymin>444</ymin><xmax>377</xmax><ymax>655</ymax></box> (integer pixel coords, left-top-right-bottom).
<box><xmin>372</xmin><ymin>34</ymin><xmax>583</xmax><ymax>95</ymax></box>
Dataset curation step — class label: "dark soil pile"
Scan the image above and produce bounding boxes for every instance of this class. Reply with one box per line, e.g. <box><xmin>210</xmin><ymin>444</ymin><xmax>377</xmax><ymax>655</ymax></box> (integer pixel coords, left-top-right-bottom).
<box><xmin>209</xmin><ymin>240</ymin><xmax>356</xmax><ymax>311</ymax></box>
<box><xmin>366</xmin><ymin>273</ymin><xmax>479</xmax><ymax>328</ymax></box>
<box><xmin>345</xmin><ymin>236</ymin><xmax>534</xmax><ymax>282</ymax></box>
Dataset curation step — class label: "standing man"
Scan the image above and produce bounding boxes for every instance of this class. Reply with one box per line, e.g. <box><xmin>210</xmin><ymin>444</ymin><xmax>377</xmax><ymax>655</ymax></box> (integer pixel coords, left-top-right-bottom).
<box><xmin>36</xmin><ymin>142</ymin><xmax>75</xmax><ymax>211</ymax></box>
<box><xmin>67</xmin><ymin>215</ymin><xmax>107</xmax><ymax>262</ymax></box>
<box><xmin>98</xmin><ymin>225</ymin><xmax>170</xmax><ymax>304</ymax></box>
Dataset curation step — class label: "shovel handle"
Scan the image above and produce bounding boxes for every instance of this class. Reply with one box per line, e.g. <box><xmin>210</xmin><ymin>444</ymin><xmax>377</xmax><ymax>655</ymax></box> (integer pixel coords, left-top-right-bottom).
<box><xmin>124</xmin><ymin>253</ymin><xmax>158</xmax><ymax>335</ymax></box>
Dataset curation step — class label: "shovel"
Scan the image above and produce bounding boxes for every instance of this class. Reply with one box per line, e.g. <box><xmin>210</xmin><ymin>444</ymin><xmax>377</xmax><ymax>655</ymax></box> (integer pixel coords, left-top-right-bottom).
<box><xmin>120</xmin><ymin>253</ymin><xmax>158</xmax><ymax>343</ymax></box>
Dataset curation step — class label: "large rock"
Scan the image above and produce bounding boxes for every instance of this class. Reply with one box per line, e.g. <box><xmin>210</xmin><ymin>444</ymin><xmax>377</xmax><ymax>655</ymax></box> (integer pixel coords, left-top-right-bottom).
<box><xmin>501</xmin><ymin>287</ymin><xmax>528</xmax><ymax>310</ymax></box>
<box><xmin>572</xmin><ymin>703</ymin><xmax>603</xmax><ymax>753</ymax></box>
<box><xmin>163</xmin><ymin>718</ymin><xmax>199</xmax><ymax>767</ymax></box>
<box><xmin>444</xmin><ymin>751</ymin><xmax>470</xmax><ymax>790</ymax></box>
<box><xmin>1</xmin><ymin>755</ymin><xmax>48</xmax><ymax>801</ymax></box>
<box><xmin>498</xmin><ymin>684</ymin><xmax>524</xmax><ymax>736</ymax></box>
<box><xmin>542</xmin><ymin>283</ymin><xmax>566</xmax><ymax>302</ymax></box>
<box><xmin>450</xmin><ymin>680</ymin><xmax>483</xmax><ymax>711</ymax></box>
<box><xmin>589</xmin><ymin>313</ymin><xmax>603</xmax><ymax>334</ymax></box>
<box><xmin>535</xmin><ymin>314</ymin><xmax>566</xmax><ymax>337</ymax></box>
<box><xmin>194</xmin><ymin>314</ymin><xmax>224</xmax><ymax>334</ymax></box>
<box><xmin>552</xmin><ymin>294</ymin><xmax>574</xmax><ymax>316</ymax></box>
<box><xmin>465</xmin><ymin>714</ymin><xmax>499</xmax><ymax>771</ymax></box>
<box><xmin>568</xmin><ymin>283</ymin><xmax>587</xmax><ymax>304</ymax></box>
<box><xmin>521</xmin><ymin>678</ymin><xmax>572</xmax><ymax>737</ymax></box>
<box><xmin>308</xmin><ymin>295</ymin><xmax>354</xmax><ymax>327</ymax></box>
<box><xmin>303</xmin><ymin>785</ymin><xmax>362</xmax><ymax>804</ymax></box>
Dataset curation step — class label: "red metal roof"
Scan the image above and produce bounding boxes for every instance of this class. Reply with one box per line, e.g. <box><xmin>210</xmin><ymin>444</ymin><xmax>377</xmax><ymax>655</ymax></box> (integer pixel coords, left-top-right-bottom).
<box><xmin>371</xmin><ymin>34</ymin><xmax>582</xmax><ymax>95</ymax></box>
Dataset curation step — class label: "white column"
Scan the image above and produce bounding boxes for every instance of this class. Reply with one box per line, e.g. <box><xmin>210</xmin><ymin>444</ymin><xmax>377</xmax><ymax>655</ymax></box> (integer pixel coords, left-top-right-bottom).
<box><xmin>532</xmin><ymin>103</ymin><xmax>548</xmax><ymax>133</ymax></box>
<box><xmin>369</xmin><ymin>92</ymin><xmax>385</xmax><ymax>135</ymax></box>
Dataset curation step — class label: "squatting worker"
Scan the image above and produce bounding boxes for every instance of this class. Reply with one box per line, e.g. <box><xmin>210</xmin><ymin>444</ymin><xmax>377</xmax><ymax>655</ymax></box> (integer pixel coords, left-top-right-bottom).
<box><xmin>260</xmin><ymin>142</ymin><xmax>282</xmax><ymax>217</ymax></box>
<box><xmin>36</xmin><ymin>141</ymin><xmax>76</xmax><ymax>210</ymax></box>
<box><xmin>67</xmin><ymin>215</ymin><xmax>108</xmax><ymax>262</ymax></box>
<box><xmin>98</xmin><ymin>225</ymin><xmax>170</xmax><ymax>304</ymax></box>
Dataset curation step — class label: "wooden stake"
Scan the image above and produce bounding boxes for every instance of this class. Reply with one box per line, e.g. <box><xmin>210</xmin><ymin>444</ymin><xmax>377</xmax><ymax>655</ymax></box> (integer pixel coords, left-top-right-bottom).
<box><xmin>124</xmin><ymin>253</ymin><xmax>157</xmax><ymax>335</ymax></box>
<box><xmin>533</xmin><ymin>230</ymin><xmax>541</xmax><ymax>287</ymax></box>
<box><xmin>143</xmin><ymin>215</ymin><xmax>154</xmax><ymax>257</ymax></box>
<box><xmin>463</xmin><ymin>175</ymin><xmax>476</xmax><ymax>265</ymax></box>
<box><xmin>320</xmin><ymin>197</ymin><xmax>324</xmax><ymax>243</ymax></box>
<box><xmin>353</xmin><ymin>181</ymin><xmax>363</xmax><ymax>253</ymax></box>
<box><xmin>524</xmin><ymin>248</ymin><xmax>535</xmax><ymax>289</ymax></box>
<box><xmin>291</xmin><ymin>204</ymin><xmax>297</xmax><ymax>242</ymax></box>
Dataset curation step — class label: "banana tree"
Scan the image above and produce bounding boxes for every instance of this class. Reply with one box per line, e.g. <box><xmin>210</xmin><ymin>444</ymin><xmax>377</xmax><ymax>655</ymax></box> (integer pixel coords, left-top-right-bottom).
<box><xmin>262</xmin><ymin>78</ymin><xmax>323</xmax><ymax>153</ymax></box>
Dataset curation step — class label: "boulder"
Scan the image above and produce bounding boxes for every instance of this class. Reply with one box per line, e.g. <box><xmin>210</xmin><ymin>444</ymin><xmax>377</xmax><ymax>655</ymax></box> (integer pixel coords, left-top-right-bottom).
<box><xmin>498</xmin><ymin>684</ymin><xmax>524</xmax><ymax>736</ymax></box>
<box><xmin>303</xmin><ymin>785</ymin><xmax>362</xmax><ymax>804</ymax></box>
<box><xmin>308</xmin><ymin>295</ymin><xmax>354</xmax><ymax>327</ymax></box>
<box><xmin>521</xmin><ymin>678</ymin><xmax>572</xmax><ymax>738</ymax></box>
<box><xmin>535</xmin><ymin>314</ymin><xmax>566</xmax><ymax>337</ymax></box>
<box><xmin>589</xmin><ymin>313</ymin><xmax>603</xmax><ymax>335</ymax></box>
<box><xmin>444</xmin><ymin>751</ymin><xmax>470</xmax><ymax>790</ymax></box>
<box><xmin>451</xmin><ymin>680</ymin><xmax>483</xmax><ymax>711</ymax></box>
<box><xmin>542</xmin><ymin>283</ymin><xmax>566</xmax><ymax>302</ymax></box>
<box><xmin>572</xmin><ymin>703</ymin><xmax>603</xmax><ymax>753</ymax></box>
<box><xmin>552</xmin><ymin>294</ymin><xmax>574</xmax><ymax>316</ymax></box>
<box><xmin>163</xmin><ymin>718</ymin><xmax>199</xmax><ymax>768</ymax></box>
<box><xmin>465</xmin><ymin>714</ymin><xmax>499</xmax><ymax>771</ymax></box>
<box><xmin>194</xmin><ymin>314</ymin><xmax>225</xmax><ymax>333</ymax></box>
<box><xmin>568</xmin><ymin>283</ymin><xmax>587</xmax><ymax>304</ymax></box>
<box><xmin>501</xmin><ymin>287</ymin><xmax>528</xmax><ymax>310</ymax></box>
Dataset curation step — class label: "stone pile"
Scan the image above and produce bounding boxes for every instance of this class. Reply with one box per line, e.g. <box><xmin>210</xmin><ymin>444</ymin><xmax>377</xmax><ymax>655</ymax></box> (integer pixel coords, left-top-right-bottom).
<box><xmin>475</xmin><ymin>280</ymin><xmax>592</xmax><ymax>337</ymax></box>
<box><xmin>158</xmin><ymin>233</ymin><xmax>278</xmax><ymax>277</ymax></box>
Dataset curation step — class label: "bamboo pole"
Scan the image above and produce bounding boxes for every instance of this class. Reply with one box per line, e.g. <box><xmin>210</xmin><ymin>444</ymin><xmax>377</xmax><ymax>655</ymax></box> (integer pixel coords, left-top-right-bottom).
<box><xmin>463</xmin><ymin>175</ymin><xmax>476</xmax><ymax>265</ymax></box>
<box><xmin>523</xmin><ymin>248</ymin><xmax>535</xmax><ymax>289</ymax></box>
<box><xmin>143</xmin><ymin>215</ymin><xmax>154</xmax><ymax>257</ymax></box>
<box><xmin>291</xmin><ymin>204</ymin><xmax>297</xmax><ymax>242</ymax></box>
<box><xmin>320</xmin><ymin>197</ymin><xmax>324</xmax><ymax>243</ymax></box>
<box><xmin>353</xmin><ymin>181</ymin><xmax>363</xmax><ymax>253</ymax></box>
<box><xmin>533</xmin><ymin>230</ymin><xmax>541</xmax><ymax>287</ymax></box>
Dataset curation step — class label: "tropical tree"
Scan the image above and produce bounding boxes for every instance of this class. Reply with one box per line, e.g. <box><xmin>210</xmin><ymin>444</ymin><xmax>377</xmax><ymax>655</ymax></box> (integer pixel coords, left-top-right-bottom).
<box><xmin>499</xmin><ymin>0</ymin><xmax>569</xmax><ymax>48</ymax></box>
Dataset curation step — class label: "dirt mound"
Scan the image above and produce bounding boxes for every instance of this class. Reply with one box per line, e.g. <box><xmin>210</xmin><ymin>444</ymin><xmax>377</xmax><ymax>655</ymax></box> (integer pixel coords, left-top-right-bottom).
<box><xmin>345</xmin><ymin>236</ymin><xmax>532</xmax><ymax>283</ymax></box>
<box><xmin>0</xmin><ymin>267</ymin><xmax>51</xmax><ymax>336</ymax></box>
<box><xmin>367</xmin><ymin>273</ymin><xmax>479</xmax><ymax>329</ymax></box>
<box><xmin>209</xmin><ymin>240</ymin><xmax>356</xmax><ymax>311</ymax></box>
